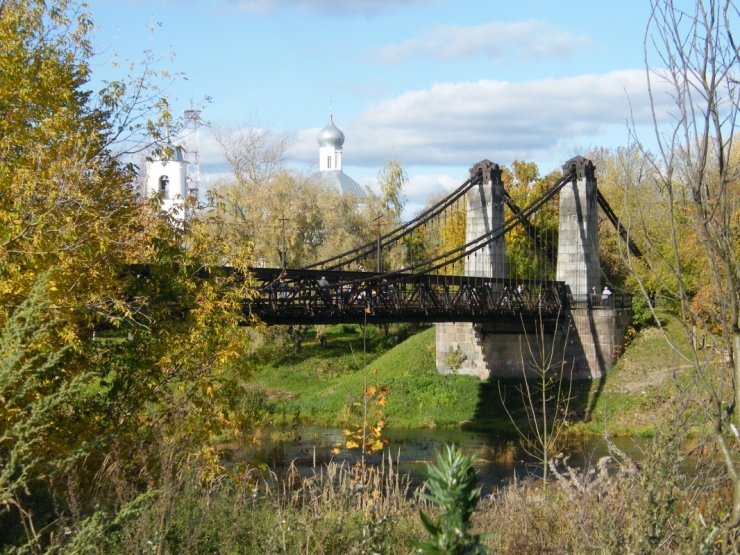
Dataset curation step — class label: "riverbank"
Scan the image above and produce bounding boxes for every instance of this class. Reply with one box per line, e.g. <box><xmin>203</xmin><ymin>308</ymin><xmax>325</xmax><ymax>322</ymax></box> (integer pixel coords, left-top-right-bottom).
<box><xmin>250</xmin><ymin>312</ymin><xmax>696</xmax><ymax>437</ymax></box>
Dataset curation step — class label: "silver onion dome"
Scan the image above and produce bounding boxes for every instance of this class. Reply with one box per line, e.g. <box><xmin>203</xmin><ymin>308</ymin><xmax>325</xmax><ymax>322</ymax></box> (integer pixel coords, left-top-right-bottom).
<box><xmin>317</xmin><ymin>116</ymin><xmax>345</xmax><ymax>147</ymax></box>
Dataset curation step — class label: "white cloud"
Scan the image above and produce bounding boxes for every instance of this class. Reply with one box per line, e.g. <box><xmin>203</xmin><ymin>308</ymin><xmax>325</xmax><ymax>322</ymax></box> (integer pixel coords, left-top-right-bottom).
<box><xmin>223</xmin><ymin>0</ymin><xmax>433</xmax><ymax>14</ymax></box>
<box><xmin>290</xmin><ymin>70</ymin><xmax>671</xmax><ymax>167</ymax></box>
<box><xmin>370</xmin><ymin>21</ymin><xmax>592</xmax><ymax>64</ymax></box>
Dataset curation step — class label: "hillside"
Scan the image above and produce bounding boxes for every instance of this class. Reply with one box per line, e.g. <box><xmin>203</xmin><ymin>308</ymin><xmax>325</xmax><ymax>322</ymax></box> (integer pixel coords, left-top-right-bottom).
<box><xmin>249</xmin><ymin>314</ymin><xmax>699</xmax><ymax>435</ymax></box>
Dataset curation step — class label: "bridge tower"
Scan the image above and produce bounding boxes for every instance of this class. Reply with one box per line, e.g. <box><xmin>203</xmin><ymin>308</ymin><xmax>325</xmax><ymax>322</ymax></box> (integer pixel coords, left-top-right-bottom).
<box><xmin>434</xmin><ymin>155</ymin><xmax>631</xmax><ymax>380</ymax></box>
<box><xmin>557</xmin><ymin>156</ymin><xmax>631</xmax><ymax>379</ymax></box>
<box><xmin>556</xmin><ymin>156</ymin><xmax>600</xmax><ymax>298</ymax></box>
<box><xmin>435</xmin><ymin>160</ymin><xmax>506</xmax><ymax>379</ymax></box>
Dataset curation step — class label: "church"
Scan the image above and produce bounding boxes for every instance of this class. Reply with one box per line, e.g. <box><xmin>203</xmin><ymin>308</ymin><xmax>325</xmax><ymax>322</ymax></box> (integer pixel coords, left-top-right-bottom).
<box><xmin>144</xmin><ymin>114</ymin><xmax>366</xmax><ymax>219</ymax></box>
<box><xmin>314</xmin><ymin>115</ymin><xmax>367</xmax><ymax>197</ymax></box>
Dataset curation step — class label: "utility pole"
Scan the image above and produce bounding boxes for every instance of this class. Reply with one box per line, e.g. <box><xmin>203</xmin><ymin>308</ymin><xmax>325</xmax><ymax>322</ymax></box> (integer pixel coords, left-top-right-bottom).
<box><xmin>374</xmin><ymin>215</ymin><xmax>383</xmax><ymax>273</ymax></box>
<box><xmin>279</xmin><ymin>217</ymin><xmax>289</xmax><ymax>269</ymax></box>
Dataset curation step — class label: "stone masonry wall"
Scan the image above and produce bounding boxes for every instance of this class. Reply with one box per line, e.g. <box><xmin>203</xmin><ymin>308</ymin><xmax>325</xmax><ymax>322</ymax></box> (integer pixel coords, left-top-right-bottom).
<box><xmin>436</xmin><ymin>161</ymin><xmax>505</xmax><ymax>378</ymax></box>
<box><xmin>435</xmin><ymin>308</ymin><xmax>631</xmax><ymax>380</ymax></box>
<box><xmin>556</xmin><ymin>157</ymin><xmax>600</xmax><ymax>299</ymax></box>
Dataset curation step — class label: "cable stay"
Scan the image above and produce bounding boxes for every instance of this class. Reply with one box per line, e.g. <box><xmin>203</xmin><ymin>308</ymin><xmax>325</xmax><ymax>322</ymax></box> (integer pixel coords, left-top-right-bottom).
<box><xmin>300</xmin><ymin>174</ymin><xmax>481</xmax><ymax>271</ymax></box>
<box><xmin>596</xmin><ymin>190</ymin><xmax>643</xmax><ymax>258</ymax></box>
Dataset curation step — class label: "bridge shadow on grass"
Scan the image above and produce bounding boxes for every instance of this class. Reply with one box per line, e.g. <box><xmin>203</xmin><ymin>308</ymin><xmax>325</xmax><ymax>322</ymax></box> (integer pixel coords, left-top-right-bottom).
<box><xmin>462</xmin><ymin>377</ymin><xmax>596</xmax><ymax>437</ymax></box>
<box><xmin>260</xmin><ymin>323</ymin><xmax>415</xmax><ymax>368</ymax></box>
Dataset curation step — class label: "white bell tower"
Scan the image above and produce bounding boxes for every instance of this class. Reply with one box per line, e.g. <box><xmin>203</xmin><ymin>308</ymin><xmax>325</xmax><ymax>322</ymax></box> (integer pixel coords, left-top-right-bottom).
<box><xmin>145</xmin><ymin>142</ymin><xmax>188</xmax><ymax>220</ymax></box>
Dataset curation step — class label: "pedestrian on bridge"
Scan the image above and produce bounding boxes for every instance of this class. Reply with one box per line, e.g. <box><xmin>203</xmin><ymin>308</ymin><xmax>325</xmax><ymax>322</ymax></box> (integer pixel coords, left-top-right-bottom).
<box><xmin>601</xmin><ymin>286</ymin><xmax>612</xmax><ymax>307</ymax></box>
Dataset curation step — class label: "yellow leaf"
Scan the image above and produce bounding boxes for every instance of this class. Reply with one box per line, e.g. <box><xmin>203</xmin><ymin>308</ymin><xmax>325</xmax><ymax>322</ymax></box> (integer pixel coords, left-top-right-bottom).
<box><xmin>331</xmin><ymin>448</ymin><xmax>340</xmax><ymax>455</ymax></box>
<box><xmin>346</xmin><ymin>440</ymin><xmax>360</xmax><ymax>449</ymax></box>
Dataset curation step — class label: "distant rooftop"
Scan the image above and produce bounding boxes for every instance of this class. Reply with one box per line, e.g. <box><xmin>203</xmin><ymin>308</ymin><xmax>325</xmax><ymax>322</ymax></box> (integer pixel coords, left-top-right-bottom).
<box><xmin>317</xmin><ymin>170</ymin><xmax>366</xmax><ymax>197</ymax></box>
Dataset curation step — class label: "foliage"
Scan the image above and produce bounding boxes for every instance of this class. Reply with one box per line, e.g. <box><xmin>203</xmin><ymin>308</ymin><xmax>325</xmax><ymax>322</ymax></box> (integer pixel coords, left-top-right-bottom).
<box><xmin>445</xmin><ymin>345</ymin><xmax>467</xmax><ymax>373</ymax></box>
<box><xmin>342</xmin><ymin>382</ymin><xmax>389</xmax><ymax>456</ymax></box>
<box><xmin>411</xmin><ymin>444</ymin><xmax>489</xmax><ymax>555</ymax></box>
<box><xmin>208</xmin><ymin>166</ymin><xmax>390</xmax><ymax>269</ymax></box>
<box><xmin>630</xmin><ymin>294</ymin><xmax>656</xmax><ymax>330</ymax></box>
<box><xmin>0</xmin><ymin>272</ymin><xmax>84</xmax><ymax>551</ymax></box>
<box><xmin>501</xmin><ymin>162</ymin><xmax>560</xmax><ymax>281</ymax></box>
<box><xmin>618</xmin><ymin>0</ymin><xmax>740</xmax><ymax>542</ymax></box>
<box><xmin>0</xmin><ymin>1</ymin><xmax>258</xmax><ymax>550</ymax></box>
<box><xmin>378</xmin><ymin>156</ymin><xmax>408</xmax><ymax>222</ymax></box>
<box><xmin>411</xmin><ymin>192</ymin><xmax>466</xmax><ymax>276</ymax></box>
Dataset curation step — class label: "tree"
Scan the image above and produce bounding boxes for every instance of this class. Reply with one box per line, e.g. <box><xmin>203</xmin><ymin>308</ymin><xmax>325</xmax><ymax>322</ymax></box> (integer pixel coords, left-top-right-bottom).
<box><xmin>0</xmin><ymin>2</ymin><xmax>256</xmax><ymax>549</ymax></box>
<box><xmin>210</xmin><ymin>127</ymin><xmax>389</xmax><ymax>269</ymax></box>
<box><xmin>502</xmin><ymin>162</ymin><xmax>560</xmax><ymax>281</ymax></box>
<box><xmin>378</xmin><ymin>155</ymin><xmax>408</xmax><ymax>222</ymax></box>
<box><xmin>212</xmin><ymin>121</ymin><xmax>292</xmax><ymax>187</ymax></box>
<box><xmin>624</xmin><ymin>0</ymin><xmax>740</xmax><ymax>543</ymax></box>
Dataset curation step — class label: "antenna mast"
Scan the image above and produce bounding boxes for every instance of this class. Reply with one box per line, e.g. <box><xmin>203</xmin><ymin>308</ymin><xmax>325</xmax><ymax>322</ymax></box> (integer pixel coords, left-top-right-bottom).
<box><xmin>183</xmin><ymin>106</ymin><xmax>202</xmax><ymax>200</ymax></box>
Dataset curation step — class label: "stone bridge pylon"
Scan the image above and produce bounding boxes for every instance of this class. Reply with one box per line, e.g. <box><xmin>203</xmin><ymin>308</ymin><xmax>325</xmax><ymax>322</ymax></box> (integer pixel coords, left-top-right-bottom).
<box><xmin>435</xmin><ymin>156</ymin><xmax>631</xmax><ymax>380</ymax></box>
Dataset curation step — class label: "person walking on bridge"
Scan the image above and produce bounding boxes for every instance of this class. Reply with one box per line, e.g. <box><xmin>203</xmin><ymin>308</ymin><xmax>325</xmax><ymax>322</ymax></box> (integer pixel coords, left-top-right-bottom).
<box><xmin>515</xmin><ymin>284</ymin><xmax>524</xmax><ymax>305</ymax></box>
<box><xmin>601</xmin><ymin>286</ymin><xmax>612</xmax><ymax>307</ymax></box>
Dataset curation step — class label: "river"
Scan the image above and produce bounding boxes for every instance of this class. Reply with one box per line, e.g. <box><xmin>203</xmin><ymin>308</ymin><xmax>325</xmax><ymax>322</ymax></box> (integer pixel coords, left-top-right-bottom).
<box><xmin>232</xmin><ymin>426</ymin><xmax>651</xmax><ymax>495</ymax></box>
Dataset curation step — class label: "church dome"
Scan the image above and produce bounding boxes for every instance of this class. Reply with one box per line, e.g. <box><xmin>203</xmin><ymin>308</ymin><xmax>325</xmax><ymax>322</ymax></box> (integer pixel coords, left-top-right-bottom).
<box><xmin>317</xmin><ymin>116</ymin><xmax>345</xmax><ymax>147</ymax></box>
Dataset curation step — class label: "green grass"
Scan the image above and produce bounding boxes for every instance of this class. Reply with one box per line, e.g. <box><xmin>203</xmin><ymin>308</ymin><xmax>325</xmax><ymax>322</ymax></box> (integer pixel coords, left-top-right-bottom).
<box><xmin>252</xmin><ymin>325</ymin><xmax>492</xmax><ymax>429</ymax></box>
<box><xmin>252</xmin><ymin>325</ymin><xmax>548</xmax><ymax>433</ymax></box>
<box><xmin>569</xmin><ymin>310</ymin><xmax>702</xmax><ymax>436</ymax></box>
<box><xmin>249</xmin><ymin>311</ymin><xmax>703</xmax><ymax>436</ymax></box>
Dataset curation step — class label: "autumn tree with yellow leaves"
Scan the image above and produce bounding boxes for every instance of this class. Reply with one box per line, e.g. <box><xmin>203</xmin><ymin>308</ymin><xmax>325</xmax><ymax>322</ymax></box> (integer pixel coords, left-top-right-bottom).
<box><xmin>0</xmin><ymin>1</ymin><xmax>257</xmax><ymax>550</ymax></box>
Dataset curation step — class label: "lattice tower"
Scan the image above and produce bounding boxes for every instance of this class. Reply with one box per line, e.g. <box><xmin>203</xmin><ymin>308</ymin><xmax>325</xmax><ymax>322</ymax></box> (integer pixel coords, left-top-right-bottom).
<box><xmin>182</xmin><ymin>108</ymin><xmax>201</xmax><ymax>200</ymax></box>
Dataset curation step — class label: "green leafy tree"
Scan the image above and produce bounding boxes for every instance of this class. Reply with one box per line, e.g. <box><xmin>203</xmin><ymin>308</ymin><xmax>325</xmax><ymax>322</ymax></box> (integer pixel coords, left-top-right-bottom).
<box><xmin>378</xmin><ymin>155</ymin><xmax>408</xmax><ymax>222</ymax></box>
<box><xmin>502</xmin><ymin>161</ymin><xmax>560</xmax><ymax>281</ymax></box>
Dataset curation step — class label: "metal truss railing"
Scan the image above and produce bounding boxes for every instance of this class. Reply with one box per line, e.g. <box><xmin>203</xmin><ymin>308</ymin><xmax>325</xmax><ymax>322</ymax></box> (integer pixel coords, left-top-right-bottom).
<box><xmin>247</xmin><ymin>268</ymin><xmax>567</xmax><ymax>326</ymax></box>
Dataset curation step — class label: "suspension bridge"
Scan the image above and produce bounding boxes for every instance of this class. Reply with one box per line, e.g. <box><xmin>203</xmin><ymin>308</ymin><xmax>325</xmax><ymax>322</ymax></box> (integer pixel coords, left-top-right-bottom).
<box><xmin>246</xmin><ymin>156</ymin><xmax>637</xmax><ymax>379</ymax></box>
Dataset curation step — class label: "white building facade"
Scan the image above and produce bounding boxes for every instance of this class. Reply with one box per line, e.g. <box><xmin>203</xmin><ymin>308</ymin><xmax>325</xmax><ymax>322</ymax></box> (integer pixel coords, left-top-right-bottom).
<box><xmin>144</xmin><ymin>143</ymin><xmax>189</xmax><ymax>220</ymax></box>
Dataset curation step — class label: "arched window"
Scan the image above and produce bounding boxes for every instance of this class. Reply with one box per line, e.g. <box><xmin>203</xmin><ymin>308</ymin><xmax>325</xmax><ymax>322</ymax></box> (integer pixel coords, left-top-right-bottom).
<box><xmin>159</xmin><ymin>175</ymin><xmax>169</xmax><ymax>198</ymax></box>
<box><xmin>327</xmin><ymin>156</ymin><xmax>332</xmax><ymax>169</ymax></box>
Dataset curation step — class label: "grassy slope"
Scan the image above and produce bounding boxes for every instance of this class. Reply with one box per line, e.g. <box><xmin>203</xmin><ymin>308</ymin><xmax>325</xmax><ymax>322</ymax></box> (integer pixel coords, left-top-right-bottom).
<box><xmin>573</xmin><ymin>311</ymin><xmax>699</xmax><ymax>436</ymax></box>
<box><xmin>252</xmin><ymin>326</ymin><xmax>497</xmax><ymax>430</ymax></box>
<box><xmin>252</xmin><ymin>312</ymin><xmax>700</xmax><ymax>435</ymax></box>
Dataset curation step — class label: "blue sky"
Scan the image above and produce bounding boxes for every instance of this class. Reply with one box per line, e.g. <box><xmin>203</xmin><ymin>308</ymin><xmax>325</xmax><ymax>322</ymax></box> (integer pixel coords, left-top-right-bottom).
<box><xmin>90</xmin><ymin>0</ymin><xmax>663</xmax><ymax>215</ymax></box>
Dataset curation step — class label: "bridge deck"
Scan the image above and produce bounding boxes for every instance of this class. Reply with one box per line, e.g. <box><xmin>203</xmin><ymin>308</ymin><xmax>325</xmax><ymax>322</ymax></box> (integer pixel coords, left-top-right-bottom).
<box><xmin>247</xmin><ymin>268</ymin><xmax>568</xmax><ymax>328</ymax></box>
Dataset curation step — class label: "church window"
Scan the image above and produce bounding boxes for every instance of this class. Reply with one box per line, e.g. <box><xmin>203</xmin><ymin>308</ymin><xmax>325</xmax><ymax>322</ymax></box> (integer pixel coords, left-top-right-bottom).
<box><xmin>327</xmin><ymin>156</ymin><xmax>332</xmax><ymax>169</ymax></box>
<box><xmin>159</xmin><ymin>175</ymin><xmax>169</xmax><ymax>198</ymax></box>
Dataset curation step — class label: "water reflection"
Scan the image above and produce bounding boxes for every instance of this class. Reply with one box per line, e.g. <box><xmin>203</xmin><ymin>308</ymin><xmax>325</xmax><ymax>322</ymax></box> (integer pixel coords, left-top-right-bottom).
<box><xmin>232</xmin><ymin>427</ymin><xmax>650</xmax><ymax>495</ymax></box>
